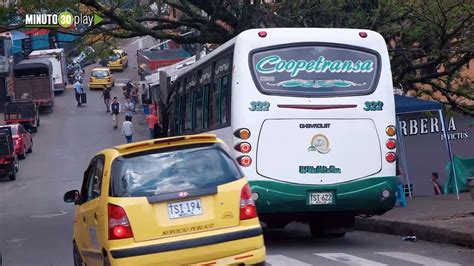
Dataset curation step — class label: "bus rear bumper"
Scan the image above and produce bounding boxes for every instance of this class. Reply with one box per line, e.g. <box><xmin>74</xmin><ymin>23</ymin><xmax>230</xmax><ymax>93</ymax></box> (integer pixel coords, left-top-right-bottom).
<box><xmin>250</xmin><ymin>176</ymin><xmax>397</xmax><ymax>217</ymax></box>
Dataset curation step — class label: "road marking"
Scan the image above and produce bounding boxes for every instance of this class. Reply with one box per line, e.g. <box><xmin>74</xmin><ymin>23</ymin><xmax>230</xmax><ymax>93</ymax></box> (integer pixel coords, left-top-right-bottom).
<box><xmin>30</xmin><ymin>211</ymin><xmax>68</xmax><ymax>218</ymax></box>
<box><xmin>266</xmin><ymin>255</ymin><xmax>312</xmax><ymax>266</ymax></box>
<box><xmin>376</xmin><ymin>252</ymin><xmax>461</xmax><ymax>266</ymax></box>
<box><xmin>314</xmin><ymin>253</ymin><xmax>387</xmax><ymax>266</ymax></box>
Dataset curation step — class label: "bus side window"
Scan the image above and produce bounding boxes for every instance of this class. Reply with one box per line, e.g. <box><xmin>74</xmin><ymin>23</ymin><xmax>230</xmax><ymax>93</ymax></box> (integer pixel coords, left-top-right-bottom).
<box><xmin>194</xmin><ymin>86</ymin><xmax>204</xmax><ymax>131</ymax></box>
<box><xmin>184</xmin><ymin>90</ymin><xmax>194</xmax><ymax>132</ymax></box>
<box><xmin>211</xmin><ymin>77</ymin><xmax>221</xmax><ymax>127</ymax></box>
<box><xmin>203</xmin><ymin>84</ymin><xmax>210</xmax><ymax>129</ymax></box>
<box><xmin>221</xmin><ymin>75</ymin><xmax>230</xmax><ymax>125</ymax></box>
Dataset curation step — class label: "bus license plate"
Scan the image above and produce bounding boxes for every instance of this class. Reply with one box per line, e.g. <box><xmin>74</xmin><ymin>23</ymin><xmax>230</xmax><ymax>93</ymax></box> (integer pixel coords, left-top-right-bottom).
<box><xmin>308</xmin><ymin>192</ymin><xmax>334</xmax><ymax>205</ymax></box>
<box><xmin>168</xmin><ymin>199</ymin><xmax>203</xmax><ymax>219</ymax></box>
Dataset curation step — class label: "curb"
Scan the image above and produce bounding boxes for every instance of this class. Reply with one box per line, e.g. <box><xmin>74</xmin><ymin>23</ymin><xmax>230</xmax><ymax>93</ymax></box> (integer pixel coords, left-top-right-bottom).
<box><xmin>355</xmin><ymin>217</ymin><xmax>474</xmax><ymax>249</ymax></box>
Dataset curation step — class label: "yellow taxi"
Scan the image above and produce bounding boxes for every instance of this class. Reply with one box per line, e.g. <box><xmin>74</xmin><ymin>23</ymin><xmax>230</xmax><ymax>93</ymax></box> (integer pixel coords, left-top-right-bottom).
<box><xmin>89</xmin><ymin>67</ymin><xmax>114</xmax><ymax>90</ymax></box>
<box><xmin>64</xmin><ymin>134</ymin><xmax>266</xmax><ymax>266</ymax></box>
<box><xmin>107</xmin><ymin>49</ymin><xmax>128</xmax><ymax>71</ymax></box>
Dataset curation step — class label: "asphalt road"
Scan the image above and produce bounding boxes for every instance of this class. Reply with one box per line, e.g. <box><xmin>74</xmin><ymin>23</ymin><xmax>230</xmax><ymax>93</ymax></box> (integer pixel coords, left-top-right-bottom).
<box><xmin>1</xmin><ymin>37</ymin><xmax>473</xmax><ymax>266</ymax></box>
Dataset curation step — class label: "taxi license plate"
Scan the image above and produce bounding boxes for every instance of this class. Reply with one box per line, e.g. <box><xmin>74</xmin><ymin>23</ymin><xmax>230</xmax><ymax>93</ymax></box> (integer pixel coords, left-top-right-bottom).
<box><xmin>168</xmin><ymin>199</ymin><xmax>203</xmax><ymax>219</ymax></box>
<box><xmin>308</xmin><ymin>192</ymin><xmax>334</xmax><ymax>205</ymax></box>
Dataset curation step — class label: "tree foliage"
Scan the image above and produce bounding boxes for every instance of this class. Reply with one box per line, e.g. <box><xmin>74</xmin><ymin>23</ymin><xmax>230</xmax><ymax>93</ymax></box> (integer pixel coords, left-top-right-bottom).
<box><xmin>1</xmin><ymin>0</ymin><xmax>472</xmax><ymax>112</ymax></box>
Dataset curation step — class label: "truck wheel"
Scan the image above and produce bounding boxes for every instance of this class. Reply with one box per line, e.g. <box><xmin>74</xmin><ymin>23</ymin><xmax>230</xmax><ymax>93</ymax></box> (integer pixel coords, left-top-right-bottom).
<box><xmin>19</xmin><ymin>146</ymin><xmax>27</xmax><ymax>160</ymax></box>
<box><xmin>73</xmin><ymin>243</ymin><xmax>83</xmax><ymax>266</ymax></box>
<box><xmin>27</xmin><ymin>140</ymin><xmax>33</xmax><ymax>153</ymax></box>
<box><xmin>9</xmin><ymin>169</ymin><xmax>16</xmax><ymax>181</ymax></box>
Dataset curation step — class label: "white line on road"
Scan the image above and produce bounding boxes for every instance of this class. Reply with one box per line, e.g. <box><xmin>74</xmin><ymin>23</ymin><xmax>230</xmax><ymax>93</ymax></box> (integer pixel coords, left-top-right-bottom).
<box><xmin>376</xmin><ymin>252</ymin><xmax>461</xmax><ymax>266</ymax></box>
<box><xmin>266</xmin><ymin>255</ymin><xmax>312</xmax><ymax>266</ymax></box>
<box><xmin>314</xmin><ymin>253</ymin><xmax>387</xmax><ymax>266</ymax></box>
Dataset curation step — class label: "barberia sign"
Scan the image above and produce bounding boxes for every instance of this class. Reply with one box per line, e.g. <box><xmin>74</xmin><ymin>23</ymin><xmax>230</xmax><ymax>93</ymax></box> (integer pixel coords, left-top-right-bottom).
<box><xmin>399</xmin><ymin>116</ymin><xmax>469</xmax><ymax>141</ymax></box>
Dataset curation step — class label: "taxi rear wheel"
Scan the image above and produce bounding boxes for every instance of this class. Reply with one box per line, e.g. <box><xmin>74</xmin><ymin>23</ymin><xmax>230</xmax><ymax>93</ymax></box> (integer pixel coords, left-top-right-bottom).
<box><xmin>103</xmin><ymin>255</ymin><xmax>111</xmax><ymax>266</ymax></box>
<box><xmin>73</xmin><ymin>243</ymin><xmax>83</xmax><ymax>266</ymax></box>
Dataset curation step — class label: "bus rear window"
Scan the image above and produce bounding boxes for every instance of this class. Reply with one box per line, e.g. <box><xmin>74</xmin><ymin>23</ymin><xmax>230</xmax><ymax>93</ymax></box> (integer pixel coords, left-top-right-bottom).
<box><xmin>250</xmin><ymin>44</ymin><xmax>380</xmax><ymax>97</ymax></box>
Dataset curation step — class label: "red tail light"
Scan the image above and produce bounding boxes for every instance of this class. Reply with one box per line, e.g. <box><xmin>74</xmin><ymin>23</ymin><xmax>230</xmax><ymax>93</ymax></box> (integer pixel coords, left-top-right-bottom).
<box><xmin>235</xmin><ymin>142</ymin><xmax>251</xmax><ymax>153</ymax></box>
<box><xmin>90</xmin><ymin>77</ymin><xmax>93</xmax><ymax>82</ymax></box>
<box><xmin>108</xmin><ymin>204</ymin><xmax>133</xmax><ymax>240</ymax></box>
<box><xmin>240</xmin><ymin>184</ymin><xmax>257</xmax><ymax>220</ymax></box>
<box><xmin>386</xmin><ymin>139</ymin><xmax>396</xmax><ymax>149</ymax></box>
<box><xmin>119</xmin><ymin>59</ymin><xmax>122</xmax><ymax>64</ymax></box>
<box><xmin>258</xmin><ymin>31</ymin><xmax>267</xmax><ymax>38</ymax></box>
<box><xmin>237</xmin><ymin>156</ymin><xmax>252</xmax><ymax>167</ymax></box>
<box><xmin>385</xmin><ymin>152</ymin><xmax>396</xmax><ymax>163</ymax></box>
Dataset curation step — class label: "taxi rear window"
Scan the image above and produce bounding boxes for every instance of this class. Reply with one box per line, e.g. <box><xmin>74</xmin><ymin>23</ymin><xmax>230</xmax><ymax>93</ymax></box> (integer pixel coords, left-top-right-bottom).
<box><xmin>110</xmin><ymin>143</ymin><xmax>243</xmax><ymax>197</ymax></box>
<box><xmin>91</xmin><ymin>70</ymin><xmax>109</xmax><ymax>78</ymax></box>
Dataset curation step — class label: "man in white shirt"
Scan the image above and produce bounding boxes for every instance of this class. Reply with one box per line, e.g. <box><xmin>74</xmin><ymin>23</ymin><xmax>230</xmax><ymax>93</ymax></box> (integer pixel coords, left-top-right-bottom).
<box><xmin>121</xmin><ymin>116</ymin><xmax>134</xmax><ymax>143</ymax></box>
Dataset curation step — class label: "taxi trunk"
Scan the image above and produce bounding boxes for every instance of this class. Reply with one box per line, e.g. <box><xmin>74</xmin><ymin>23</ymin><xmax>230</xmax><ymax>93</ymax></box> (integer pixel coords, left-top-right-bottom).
<box><xmin>110</xmin><ymin>181</ymin><xmax>243</xmax><ymax>243</ymax></box>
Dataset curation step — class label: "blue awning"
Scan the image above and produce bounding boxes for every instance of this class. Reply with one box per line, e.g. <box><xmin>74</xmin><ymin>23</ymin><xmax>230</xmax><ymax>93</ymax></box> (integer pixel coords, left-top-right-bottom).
<box><xmin>10</xmin><ymin>31</ymin><xmax>29</xmax><ymax>40</ymax></box>
<box><xmin>395</xmin><ymin>95</ymin><xmax>443</xmax><ymax>114</ymax></box>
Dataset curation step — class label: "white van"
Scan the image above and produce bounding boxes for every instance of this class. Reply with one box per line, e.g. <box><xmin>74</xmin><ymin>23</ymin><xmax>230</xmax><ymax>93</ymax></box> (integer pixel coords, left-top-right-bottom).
<box><xmin>29</xmin><ymin>48</ymin><xmax>67</xmax><ymax>94</ymax></box>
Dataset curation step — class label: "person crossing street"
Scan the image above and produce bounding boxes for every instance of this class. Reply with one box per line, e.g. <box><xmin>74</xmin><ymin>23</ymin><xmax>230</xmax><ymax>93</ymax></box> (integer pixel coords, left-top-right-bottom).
<box><xmin>110</xmin><ymin>97</ymin><xmax>121</xmax><ymax>130</ymax></box>
<box><xmin>73</xmin><ymin>80</ymin><xmax>84</xmax><ymax>107</ymax></box>
<box><xmin>123</xmin><ymin>98</ymin><xmax>134</xmax><ymax>122</ymax></box>
<box><xmin>101</xmin><ymin>86</ymin><xmax>111</xmax><ymax>112</ymax></box>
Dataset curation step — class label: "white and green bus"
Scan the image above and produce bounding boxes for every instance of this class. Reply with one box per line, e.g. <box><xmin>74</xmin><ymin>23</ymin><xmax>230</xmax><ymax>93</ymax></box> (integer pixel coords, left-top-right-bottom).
<box><xmin>165</xmin><ymin>28</ymin><xmax>398</xmax><ymax>237</ymax></box>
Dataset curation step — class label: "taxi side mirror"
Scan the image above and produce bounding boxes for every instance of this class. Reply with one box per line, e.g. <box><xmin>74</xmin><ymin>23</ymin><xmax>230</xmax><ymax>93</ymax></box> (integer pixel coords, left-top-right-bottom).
<box><xmin>64</xmin><ymin>190</ymin><xmax>80</xmax><ymax>204</ymax></box>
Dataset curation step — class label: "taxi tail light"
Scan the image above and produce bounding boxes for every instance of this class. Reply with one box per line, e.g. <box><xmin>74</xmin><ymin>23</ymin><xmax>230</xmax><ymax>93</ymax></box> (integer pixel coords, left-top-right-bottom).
<box><xmin>89</xmin><ymin>77</ymin><xmax>93</xmax><ymax>82</ymax></box>
<box><xmin>106</xmin><ymin>77</ymin><xmax>111</xmax><ymax>82</ymax></box>
<box><xmin>240</xmin><ymin>184</ymin><xmax>257</xmax><ymax>220</ymax></box>
<box><xmin>119</xmin><ymin>59</ymin><xmax>122</xmax><ymax>64</ymax></box>
<box><xmin>108</xmin><ymin>203</ymin><xmax>134</xmax><ymax>240</ymax></box>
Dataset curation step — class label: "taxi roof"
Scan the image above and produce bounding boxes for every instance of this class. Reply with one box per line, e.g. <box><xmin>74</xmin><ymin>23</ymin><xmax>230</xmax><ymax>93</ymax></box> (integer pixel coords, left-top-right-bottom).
<box><xmin>107</xmin><ymin>134</ymin><xmax>221</xmax><ymax>156</ymax></box>
<box><xmin>91</xmin><ymin>67</ymin><xmax>111</xmax><ymax>71</ymax></box>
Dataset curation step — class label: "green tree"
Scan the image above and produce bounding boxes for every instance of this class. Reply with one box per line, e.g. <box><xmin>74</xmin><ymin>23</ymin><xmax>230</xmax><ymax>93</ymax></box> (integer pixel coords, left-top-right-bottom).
<box><xmin>1</xmin><ymin>0</ymin><xmax>472</xmax><ymax>112</ymax></box>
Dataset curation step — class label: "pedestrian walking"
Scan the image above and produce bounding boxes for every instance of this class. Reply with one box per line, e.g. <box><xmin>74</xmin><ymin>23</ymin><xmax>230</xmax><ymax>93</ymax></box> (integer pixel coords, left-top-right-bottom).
<box><xmin>110</xmin><ymin>97</ymin><xmax>121</xmax><ymax>130</ymax></box>
<box><xmin>121</xmin><ymin>116</ymin><xmax>134</xmax><ymax>143</ymax></box>
<box><xmin>73</xmin><ymin>80</ymin><xmax>84</xmax><ymax>107</ymax></box>
<box><xmin>130</xmin><ymin>86</ymin><xmax>139</xmax><ymax>113</ymax></box>
<box><xmin>123</xmin><ymin>98</ymin><xmax>134</xmax><ymax>122</ymax></box>
<box><xmin>101</xmin><ymin>86</ymin><xmax>111</xmax><ymax>112</ymax></box>
<box><xmin>431</xmin><ymin>172</ymin><xmax>444</xmax><ymax>195</ymax></box>
<box><xmin>146</xmin><ymin>111</ymin><xmax>159</xmax><ymax>139</ymax></box>
<box><xmin>141</xmin><ymin>83</ymin><xmax>149</xmax><ymax>104</ymax></box>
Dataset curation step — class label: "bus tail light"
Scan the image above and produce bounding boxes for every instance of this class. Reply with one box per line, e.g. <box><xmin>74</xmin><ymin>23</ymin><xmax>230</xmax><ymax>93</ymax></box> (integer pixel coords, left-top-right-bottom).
<box><xmin>108</xmin><ymin>204</ymin><xmax>134</xmax><ymax>240</ymax></box>
<box><xmin>235</xmin><ymin>142</ymin><xmax>251</xmax><ymax>153</ymax></box>
<box><xmin>386</xmin><ymin>139</ymin><xmax>396</xmax><ymax>150</ymax></box>
<box><xmin>237</xmin><ymin>156</ymin><xmax>252</xmax><ymax>167</ymax></box>
<box><xmin>385</xmin><ymin>152</ymin><xmax>396</xmax><ymax>163</ymax></box>
<box><xmin>234</xmin><ymin>128</ymin><xmax>251</xmax><ymax>140</ymax></box>
<box><xmin>386</xmin><ymin>126</ymin><xmax>396</xmax><ymax>137</ymax></box>
<box><xmin>240</xmin><ymin>184</ymin><xmax>257</xmax><ymax>220</ymax></box>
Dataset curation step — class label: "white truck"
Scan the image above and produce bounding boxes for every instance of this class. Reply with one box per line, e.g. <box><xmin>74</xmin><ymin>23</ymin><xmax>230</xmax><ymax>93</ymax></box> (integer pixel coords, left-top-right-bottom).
<box><xmin>29</xmin><ymin>48</ymin><xmax>67</xmax><ymax>94</ymax></box>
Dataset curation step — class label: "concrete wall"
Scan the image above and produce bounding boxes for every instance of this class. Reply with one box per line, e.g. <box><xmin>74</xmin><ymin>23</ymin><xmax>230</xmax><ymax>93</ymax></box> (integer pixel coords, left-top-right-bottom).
<box><xmin>397</xmin><ymin>111</ymin><xmax>473</xmax><ymax>196</ymax></box>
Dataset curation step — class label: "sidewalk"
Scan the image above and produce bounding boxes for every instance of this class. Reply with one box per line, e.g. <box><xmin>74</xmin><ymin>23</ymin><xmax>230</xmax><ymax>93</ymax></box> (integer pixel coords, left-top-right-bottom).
<box><xmin>355</xmin><ymin>193</ymin><xmax>474</xmax><ymax>248</ymax></box>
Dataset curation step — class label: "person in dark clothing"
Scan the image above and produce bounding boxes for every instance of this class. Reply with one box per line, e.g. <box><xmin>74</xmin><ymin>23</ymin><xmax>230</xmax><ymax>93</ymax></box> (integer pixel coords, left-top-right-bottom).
<box><xmin>101</xmin><ymin>86</ymin><xmax>111</xmax><ymax>112</ymax></box>
<box><xmin>432</xmin><ymin>172</ymin><xmax>443</xmax><ymax>195</ymax></box>
<box><xmin>110</xmin><ymin>97</ymin><xmax>121</xmax><ymax>130</ymax></box>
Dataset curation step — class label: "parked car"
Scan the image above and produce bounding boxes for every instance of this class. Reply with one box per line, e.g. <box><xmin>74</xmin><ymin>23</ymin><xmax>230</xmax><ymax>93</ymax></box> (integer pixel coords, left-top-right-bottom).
<box><xmin>0</xmin><ymin>126</ymin><xmax>19</xmax><ymax>181</ymax></box>
<box><xmin>64</xmin><ymin>134</ymin><xmax>265</xmax><ymax>266</ymax></box>
<box><xmin>5</xmin><ymin>124</ymin><xmax>33</xmax><ymax>160</ymax></box>
<box><xmin>89</xmin><ymin>67</ymin><xmax>114</xmax><ymax>90</ymax></box>
<box><xmin>106</xmin><ymin>49</ymin><xmax>128</xmax><ymax>71</ymax></box>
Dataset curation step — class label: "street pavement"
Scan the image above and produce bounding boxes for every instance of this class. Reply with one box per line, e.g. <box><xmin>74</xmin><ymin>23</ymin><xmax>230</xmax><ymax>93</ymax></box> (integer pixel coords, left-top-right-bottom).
<box><xmin>0</xmin><ymin>36</ymin><xmax>473</xmax><ymax>265</ymax></box>
<box><xmin>356</xmin><ymin>193</ymin><xmax>474</xmax><ymax>248</ymax></box>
